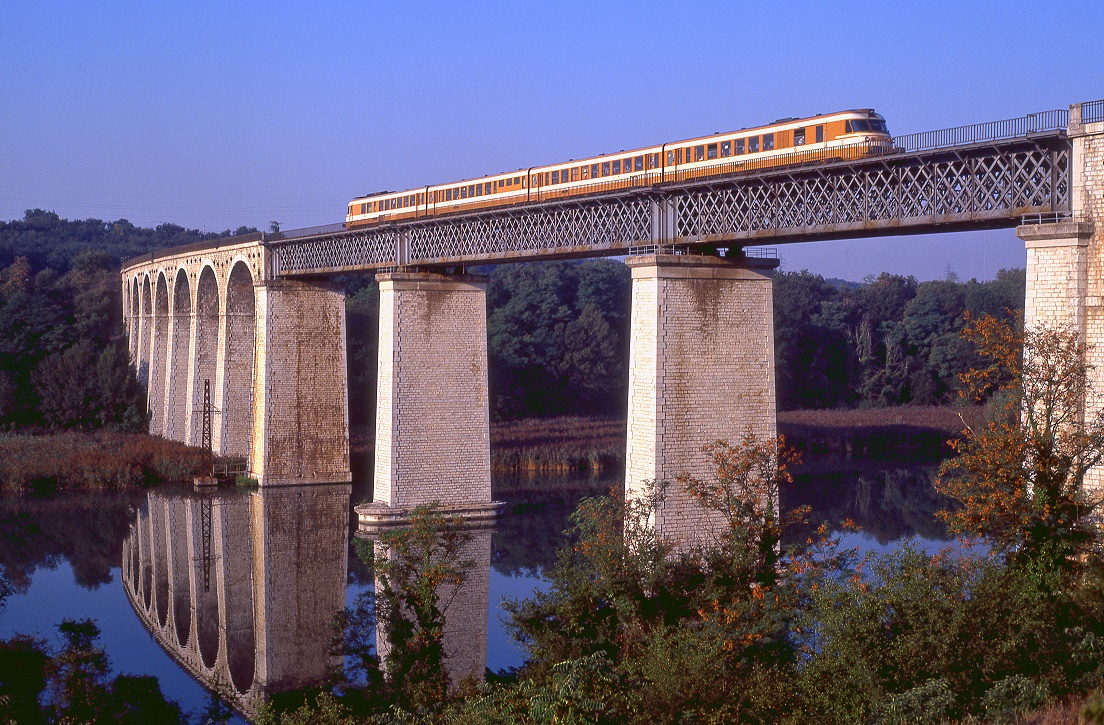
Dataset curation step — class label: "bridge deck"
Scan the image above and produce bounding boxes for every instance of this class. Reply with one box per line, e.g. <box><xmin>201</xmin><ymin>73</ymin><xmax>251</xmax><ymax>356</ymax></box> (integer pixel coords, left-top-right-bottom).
<box><xmin>268</xmin><ymin>125</ymin><xmax>1071</xmax><ymax>276</ymax></box>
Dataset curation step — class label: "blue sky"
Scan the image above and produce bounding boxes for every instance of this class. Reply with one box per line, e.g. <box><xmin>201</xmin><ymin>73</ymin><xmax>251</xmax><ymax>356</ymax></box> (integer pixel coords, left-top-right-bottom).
<box><xmin>1</xmin><ymin>0</ymin><xmax>1101</xmax><ymax>281</ymax></box>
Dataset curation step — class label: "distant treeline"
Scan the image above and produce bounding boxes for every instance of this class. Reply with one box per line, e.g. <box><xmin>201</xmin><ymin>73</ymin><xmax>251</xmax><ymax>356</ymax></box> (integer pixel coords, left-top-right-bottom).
<box><xmin>0</xmin><ymin>211</ymin><xmax>1026</xmax><ymax>432</ymax></box>
<box><xmin>0</xmin><ymin>210</ymin><xmax>260</xmax><ymax>431</ymax></box>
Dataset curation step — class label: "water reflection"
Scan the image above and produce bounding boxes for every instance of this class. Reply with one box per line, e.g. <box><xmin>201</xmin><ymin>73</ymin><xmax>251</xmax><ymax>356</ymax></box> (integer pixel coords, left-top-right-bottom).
<box><xmin>365</xmin><ymin>527</ymin><xmax>492</xmax><ymax>687</ymax></box>
<box><xmin>121</xmin><ymin>484</ymin><xmax>351</xmax><ymax>715</ymax></box>
<box><xmin>782</xmin><ymin>463</ymin><xmax>954</xmax><ymax>545</ymax></box>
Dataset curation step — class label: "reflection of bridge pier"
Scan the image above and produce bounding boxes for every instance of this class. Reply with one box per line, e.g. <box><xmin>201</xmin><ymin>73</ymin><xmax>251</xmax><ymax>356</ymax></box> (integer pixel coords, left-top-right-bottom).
<box><xmin>122</xmin><ymin>484</ymin><xmax>350</xmax><ymax>715</ymax></box>
<box><xmin>364</xmin><ymin>525</ymin><xmax>493</xmax><ymax>688</ymax></box>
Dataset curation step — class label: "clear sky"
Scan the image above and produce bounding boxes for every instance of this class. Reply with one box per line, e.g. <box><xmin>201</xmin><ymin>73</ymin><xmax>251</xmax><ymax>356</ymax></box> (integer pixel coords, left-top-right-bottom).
<box><xmin>1</xmin><ymin>0</ymin><xmax>1101</xmax><ymax>281</ymax></box>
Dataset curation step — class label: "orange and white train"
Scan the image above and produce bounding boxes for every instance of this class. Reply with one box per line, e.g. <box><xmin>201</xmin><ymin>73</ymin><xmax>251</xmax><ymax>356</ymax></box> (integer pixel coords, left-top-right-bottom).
<box><xmin>345</xmin><ymin>109</ymin><xmax>891</xmax><ymax>229</ymax></box>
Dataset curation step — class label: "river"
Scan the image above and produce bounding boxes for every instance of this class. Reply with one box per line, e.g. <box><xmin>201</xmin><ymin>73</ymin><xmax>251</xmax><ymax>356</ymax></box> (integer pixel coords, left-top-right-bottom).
<box><xmin>0</xmin><ymin>455</ymin><xmax>953</xmax><ymax>721</ymax></box>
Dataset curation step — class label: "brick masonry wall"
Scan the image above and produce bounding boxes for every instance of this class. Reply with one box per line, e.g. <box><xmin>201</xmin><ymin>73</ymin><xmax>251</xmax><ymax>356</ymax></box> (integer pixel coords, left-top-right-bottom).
<box><xmin>1073</xmin><ymin>111</ymin><xmax>1104</xmax><ymax>495</ymax></box>
<box><xmin>374</xmin><ymin>272</ymin><xmax>492</xmax><ymax>508</ymax></box>
<box><xmin>625</xmin><ymin>254</ymin><xmax>777</xmax><ymax>550</ymax></box>
<box><xmin>251</xmin><ymin>279</ymin><xmax>350</xmax><ymax>484</ymax></box>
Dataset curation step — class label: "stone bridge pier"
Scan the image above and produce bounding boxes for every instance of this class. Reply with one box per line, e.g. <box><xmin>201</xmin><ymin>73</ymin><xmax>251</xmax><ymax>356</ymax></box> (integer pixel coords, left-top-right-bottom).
<box><xmin>1018</xmin><ymin>102</ymin><xmax>1104</xmax><ymax>493</ymax></box>
<box><xmin>123</xmin><ymin>238</ymin><xmax>350</xmax><ymax>485</ymax></box>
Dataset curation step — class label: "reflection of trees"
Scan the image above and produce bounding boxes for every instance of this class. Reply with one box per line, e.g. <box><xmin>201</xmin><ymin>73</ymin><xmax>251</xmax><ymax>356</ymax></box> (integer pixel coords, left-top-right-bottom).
<box><xmin>0</xmin><ymin>493</ymin><xmax>142</xmax><ymax>591</ymax></box>
<box><xmin>783</xmin><ymin>464</ymin><xmax>953</xmax><ymax>544</ymax></box>
<box><xmin>491</xmin><ymin>489</ymin><xmax>610</xmax><ymax>577</ymax></box>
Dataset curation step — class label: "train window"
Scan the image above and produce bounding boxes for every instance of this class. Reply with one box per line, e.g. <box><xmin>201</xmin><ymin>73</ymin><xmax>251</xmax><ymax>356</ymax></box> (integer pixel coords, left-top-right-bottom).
<box><xmin>475</xmin><ymin>185</ymin><xmax>483</xmax><ymax>197</ymax></box>
<box><xmin>551</xmin><ymin>170</ymin><xmax>559</xmax><ymax>184</ymax></box>
<box><xmin>748</xmin><ymin>137</ymin><xmax>759</xmax><ymax>153</ymax></box>
<box><xmin>694</xmin><ymin>145</ymin><xmax>705</xmax><ymax>161</ymax></box>
<box><xmin>666</xmin><ymin>150</ymin><xmax>675</xmax><ymax>165</ymax></box>
<box><xmin>707</xmin><ymin>143</ymin><xmax>718</xmax><ymax>159</ymax></box>
<box><xmin>816</xmin><ymin>125</ymin><xmax>824</xmax><ymax>142</ymax></box>
<box><xmin>794</xmin><ymin>128</ymin><xmax>806</xmax><ymax>145</ymax></box>
<box><xmin>571</xmin><ymin>167</ymin><xmax>579</xmax><ymax>181</ymax></box>
<box><xmin>445</xmin><ymin>189</ymin><xmax>452</xmax><ymax>201</ymax></box>
<box><xmin>360</xmin><ymin>203</ymin><xmax>367</xmax><ymax>214</ymax></box>
<box><xmin>634</xmin><ymin>156</ymin><xmax>643</xmax><ymax>171</ymax></box>
<box><xmin>467</xmin><ymin>185</ymin><xmax>474</xmax><ymax>196</ymax></box>
<box><xmin>736</xmin><ymin>138</ymin><xmax>745</xmax><ymax>154</ymax></box>
<box><xmin>763</xmin><ymin>134</ymin><xmax>774</xmax><ymax>151</ymax></box>
<box><xmin>601</xmin><ymin>161</ymin><xmax>610</xmax><ymax>176</ymax></box>
<box><xmin>721</xmin><ymin>141</ymin><xmax>731</xmax><ymax>157</ymax></box>
<box><xmin>871</xmin><ymin>119</ymin><xmax>888</xmax><ymax>133</ymax></box>
<box><xmin>612</xmin><ymin>160</ymin><xmax>620</xmax><ymax>175</ymax></box>
<box><xmin>591</xmin><ymin>163</ymin><xmax>600</xmax><ymax>177</ymax></box>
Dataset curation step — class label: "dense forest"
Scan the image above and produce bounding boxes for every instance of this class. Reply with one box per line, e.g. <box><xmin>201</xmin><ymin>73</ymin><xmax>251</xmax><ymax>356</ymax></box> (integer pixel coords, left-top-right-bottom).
<box><xmin>0</xmin><ymin>210</ymin><xmax>1026</xmax><ymax>432</ymax></box>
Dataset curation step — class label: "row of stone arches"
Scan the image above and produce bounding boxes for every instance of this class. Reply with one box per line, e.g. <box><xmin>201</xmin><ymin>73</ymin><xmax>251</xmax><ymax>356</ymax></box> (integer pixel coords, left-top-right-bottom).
<box><xmin>126</xmin><ymin>261</ymin><xmax>256</xmax><ymax>457</ymax></box>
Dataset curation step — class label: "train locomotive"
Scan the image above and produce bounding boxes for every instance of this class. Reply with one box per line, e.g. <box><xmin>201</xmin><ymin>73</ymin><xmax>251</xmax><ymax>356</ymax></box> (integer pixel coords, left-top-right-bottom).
<box><xmin>346</xmin><ymin>109</ymin><xmax>891</xmax><ymax>229</ymax></box>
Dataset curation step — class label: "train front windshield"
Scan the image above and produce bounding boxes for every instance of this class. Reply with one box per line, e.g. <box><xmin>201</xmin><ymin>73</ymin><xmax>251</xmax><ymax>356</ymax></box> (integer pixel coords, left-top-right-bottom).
<box><xmin>849</xmin><ymin>118</ymin><xmax>889</xmax><ymax>134</ymax></box>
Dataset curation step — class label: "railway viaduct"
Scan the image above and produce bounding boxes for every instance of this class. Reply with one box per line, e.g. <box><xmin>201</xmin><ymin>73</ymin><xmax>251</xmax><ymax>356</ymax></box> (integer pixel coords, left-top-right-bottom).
<box><xmin>121</xmin><ymin>99</ymin><xmax>1104</xmax><ymax>548</ymax></box>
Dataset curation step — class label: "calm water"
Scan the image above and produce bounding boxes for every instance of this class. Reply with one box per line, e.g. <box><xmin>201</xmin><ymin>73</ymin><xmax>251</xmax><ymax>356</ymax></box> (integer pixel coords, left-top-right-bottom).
<box><xmin>0</xmin><ymin>458</ymin><xmax>951</xmax><ymax>720</ymax></box>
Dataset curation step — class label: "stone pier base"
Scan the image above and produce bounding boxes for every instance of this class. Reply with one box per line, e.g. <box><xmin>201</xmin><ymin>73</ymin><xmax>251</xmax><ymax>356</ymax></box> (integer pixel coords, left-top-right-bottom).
<box><xmin>624</xmin><ymin>254</ymin><xmax>777</xmax><ymax>550</ymax></box>
<box><xmin>364</xmin><ymin>271</ymin><xmax>500</xmax><ymax>523</ymax></box>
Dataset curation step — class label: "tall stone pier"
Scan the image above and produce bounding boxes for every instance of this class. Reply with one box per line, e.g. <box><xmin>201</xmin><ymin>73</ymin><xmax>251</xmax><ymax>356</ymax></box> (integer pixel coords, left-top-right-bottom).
<box><xmin>358</xmin><ymin>271</ymin><xmax>501</xmax><ymax>527</ymax></box>
<box><xmin>624</xmin><ymin>254</ymin><xmax>778</xmax><ymax>549</ymax></box>
<box><xmin>1018</xmin><ymin>102</ymin><xmax>1103</xmax><ymax>493</ymax></box>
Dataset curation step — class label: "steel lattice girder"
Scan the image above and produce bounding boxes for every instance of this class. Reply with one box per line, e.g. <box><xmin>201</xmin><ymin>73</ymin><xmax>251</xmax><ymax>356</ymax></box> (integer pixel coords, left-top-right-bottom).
<box><xmin>269</xmin><ymin>135</ymin><xmax>1070</xmax><ymax>276</ymax></box>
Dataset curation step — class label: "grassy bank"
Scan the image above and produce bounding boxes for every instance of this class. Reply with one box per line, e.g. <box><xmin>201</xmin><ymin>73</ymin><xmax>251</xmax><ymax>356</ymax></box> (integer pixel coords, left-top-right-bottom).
<box><xmin>0</xmin><ymin>431</ymin><xmax>209</xmax><ymax>493</ymax></box>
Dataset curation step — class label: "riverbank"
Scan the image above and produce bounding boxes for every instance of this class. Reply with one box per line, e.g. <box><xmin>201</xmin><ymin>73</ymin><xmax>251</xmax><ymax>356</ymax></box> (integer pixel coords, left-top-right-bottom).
<box><xmin>0</xmin><ymin>431</ymin><xmax>208</xmax><ymax>494</ymax></box>
<box><xmin>485</xmin><ymin>405</ymin><xmax>985</xmax><ymax>476</ymax></box>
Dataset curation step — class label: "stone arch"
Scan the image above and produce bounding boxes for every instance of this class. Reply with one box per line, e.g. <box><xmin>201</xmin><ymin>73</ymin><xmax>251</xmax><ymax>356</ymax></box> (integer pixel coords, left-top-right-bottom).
<box><xmin>149</xmin><ymin>273</ymin><xmax>170</xmax><ymax>435</ymax></box>
<box><xmin>167</xmin><ymin>269</ymin><xmax>192</xmax><ymax>442</ymax></box>
<box><xmin>221</xmin><ymin>261</ymin><xmax>255</xmax><ymax>458</ymax></box>
<box><xmin>139</xmin><ymin>276</ymin><xmax>153</xmax><ymax>386</ymax></box>
<box><xmin>130</xmin><ymin>278</ymin><xmax>140</xmax><ymax>359</ymax></box>
<box><xmin>191</xmin><ymin>266</ymin><xmax>220</xmax><ymax>445</ymax></box>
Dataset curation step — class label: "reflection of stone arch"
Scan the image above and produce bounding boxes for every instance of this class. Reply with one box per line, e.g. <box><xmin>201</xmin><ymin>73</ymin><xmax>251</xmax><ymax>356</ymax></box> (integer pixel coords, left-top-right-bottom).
<box><xmin>122</xmin><ymin>486</ymin><xmax>351</xmax><ymax>717</ymax></box>
<box><xmin>151</xmin><ymin>499</ymin><xmax>169</xmax><ymax>628</ymax></box>
<box><xmin>192</xmin><ymin>497</ymin><xmax>220</xmax><ymax>669</ymax></box>
<box><xmin>168</xmin><ymin>498</ymin><xmax>191</xmax><ymax>648</ymax></box>
<box><xmin>221</xmin><ymin>261</ymin><xmax>255</xmax><ymax>457</ymax></box>
<box><xmin>191</xmin><ymin>266</ymin><xmax>220</xmax><ymax>445</ymax></box>
<box><xmin>150</xmin><ymin>272</ymin><xmax>170</xmax><ymax>435</ymax></box>
<box><xmin>139</xmin><ymin>276</ymin><xmax>153</xmax><ymax>386</ymax></box>
<box><xmin>167</xmin><ymin>269</ymin><xmax>192</xmax><ymax>441</ymax></box>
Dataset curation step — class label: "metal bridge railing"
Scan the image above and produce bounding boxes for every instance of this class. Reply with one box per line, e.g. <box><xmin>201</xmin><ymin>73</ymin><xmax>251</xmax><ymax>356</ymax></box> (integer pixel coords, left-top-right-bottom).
<box><xmin>1082</xmin><ymin>100</ymin><xmax>1104</xmax><ymax>125</ymax></box>
<box><xmin>1020</xmin><ymin>210</ymin><xmax>1091</xmax><ymax>226</ymax></box>
<box><xmin>270</xmin><ymin>222</ymin><xmax>347</xmax><ymax>241</ymax></box>
<box><xmin>892</xmin><ymin>109</ymin><xmax>1069</xmax><ymax>153</ymax></box>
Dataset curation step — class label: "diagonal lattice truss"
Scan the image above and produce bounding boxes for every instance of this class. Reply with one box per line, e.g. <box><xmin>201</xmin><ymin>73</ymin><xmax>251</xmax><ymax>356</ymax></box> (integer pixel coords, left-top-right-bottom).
<box><xmin>270</xmin><ymin>135</ymin><xmax>1070</xmax><ymax>276</ymax></box>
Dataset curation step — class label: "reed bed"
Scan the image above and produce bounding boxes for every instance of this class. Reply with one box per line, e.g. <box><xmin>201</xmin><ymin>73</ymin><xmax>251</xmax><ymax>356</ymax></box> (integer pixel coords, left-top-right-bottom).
<box><xmin>0</xmin><ymin>431</ymin><xmax>209</xmax><ymax>493</ymax></box>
